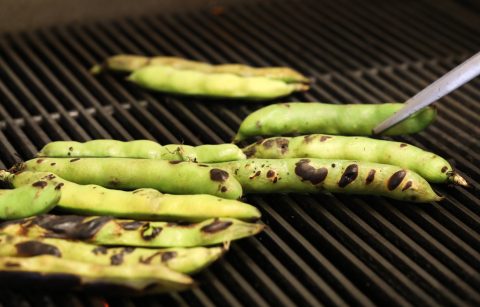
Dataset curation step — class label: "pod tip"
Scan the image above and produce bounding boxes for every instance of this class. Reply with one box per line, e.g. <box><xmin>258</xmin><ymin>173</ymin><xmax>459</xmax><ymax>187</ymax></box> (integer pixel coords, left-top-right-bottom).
<box><xmin>90</xmin><ymin>64</ymin><xmax>104</xmax><ymax>75</ymax></box>
<box><xmin>450</xmin><ymin>173</ymin><xmax>469</xmax><ymax>187</ymax></box>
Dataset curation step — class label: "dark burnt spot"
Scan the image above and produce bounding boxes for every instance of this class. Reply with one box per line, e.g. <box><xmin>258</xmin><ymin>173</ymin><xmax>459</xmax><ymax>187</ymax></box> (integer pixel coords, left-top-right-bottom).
<box><xmin>120</xmin><ymin>221</ymin><xmax>144</xmax><ymax>231</ymax></box>
<box><xmin>283</xmin><ymin>103</ymin><xmax>290</xmax><ymax>108</ymax></box>
<box><xmin>366</xmin><ymin>169</ymin><xmax>376</xmax><ymax>185</ymax></box>
<box><xmin>67</xmin><ymin>152</ymin><xmax>71</xmax><ymax>156</ymax></box>
<box><xmin>221</xmin><ymin>186</ymin><xmax>228</xmax><ymax>193</ymax></box>
<box><xmin>68</xmin><ymin>147</ymin><xmax>73</xmax><ymax>151</ymax></box>
<box><xmin>255</xmin><ymin>121</ymin><xmax>261</xmax><ymax>128</ymax></box>
<box><xmin>139</xmin><ymin>252</ymin><xmax>161</xmax><ymax>264</ymax></box>
<box><xmin>32</xmin><ymin>181</ymin><xmax>48</xmax><ymax>188</ymax></box>
<box><xmin>161</xmin><ymin>251</ymin><xmax>178</xmax><ymax>262</ymax></box>
<box><xmin>68</xmin><ymin>216</ymin><xmax>113</xmax><ymax>240</ymax></box>
<box><xmin>243</xmin><ymin>146</ymin><xmax>256</xmax><ymax>158</ymax></box>
<box><xmin>43</xmin><ymin>174</ymin><xmax>56</xmax><ymax>180</ymax></box>
<box><xmin>201</xmin><ymin>219</ymin><xmax>233</xmax><ymax>233</ymax></box>
<box><xmin>166</xmin><ymin>221</ymin><xmax>196</xmax><ymax>227</ymax></box>
<box><xmin>294</xmin><ymin>159</ymin><xmax>328</xmax><ymax>185</ymax></box>
<box><xmin>266</xmin><ymin>170</ymin><xmax>276</xmax><ymax>178</ymax></box>
<box><xmin>320</xmin><ymin>136</ymin><xmax>332</xmax><ymax>142</ymax></box>
<box><xmin>304</xmin><ymin>135</ymin><xmax>316</xmax><ymax>143</ymax></box>
<box><xmin>263</xmin><ymin>139</ymin><xmax>275</xmax><ymax>148</ymax></box>
<box><xmin>331</xmin><ymin>163</ymin><xmax>336</xmax><ymax>168</ymax></box>
<box><xmin>249</xmin><ymin>170</ymin><xmax>261</xmax><ymax>179</ymax></box>
<box><xmin>70</xmin><ymin>158</ymin><xmax>80</xmax><ymax>162</ymax></box>
<box><xmin>402</xmin><ymin>180</ymin><xmax>413</xmax><ymax>191</ymax></box>
<box><xmin>198</xmin><ymin>164</ymin><xmax>209</xmax><ymax>167</ymax></box>
<box><xmin>50</xmin><ymin>163</ymin><xmax>56</xmax><ymax>166</ymax></box>
<box><xmin>399</xmin><ymin>143</ymin><xmax>408</xmax><ymax>148</ymax></box>
<box><xmin>338</xmin><ymin>164</ymin><xmax>359</xmax><ymax>188</ymax></box>
<box><xmin>110</xmin><ymin>253</ymin><xmax>124</xmax><ymax>265</ymax></box>
<box><xmin>169</xmin><ymin>160</ymin><xmax>182</xmax><ymax>164</ymax></box>
<box><xmin>140</xmin><ymin>224</ymin><xmax>162</xmax><ymax>241</ymax></box>
<box><xmin>387</xmin><ymin>170</ymin><xmax>407</xmax><ymax>191</ymax></box>
<box><xmin>123</xmin><ymin>247</ymin><xmax>135</xmax><ymax>254</ymax></box>
<box><xmin>273</xmin><ymin>177</ymin><xmax>278</xmax><ymax>183</ymax></box>
<box><xmin>5</xmin><ymin>262</ymin><xmax>20</xmax><ymax>267</ymax></box>
<box><xmin>210</xmin><ymin>169</ymin><xmax>229</xmax><ymax>182</ymax></box>
<box><xmin>15</xmin><ymin>241</ymin><xmax>61</xmax><ymax>257</ymax></box>
<box><xmin>34</xmin><ymin>215</ymin><xmax>112</xmax><ymax>240</ymax></box>
<box><xmin>92</xmin><ymin>246</ymin><xmax>108</xmax><ymax>255</ymax></box>
<box><xmin>108</xmin><ymin>178</ymin><xmax>120</xmax><ymax>187</ymax></box>
<box><xmin>55</xmin><ymin>183</ymin><xmax>64</xmax><ymax>190</ymax></box>
<box><xmin>276</xmin><ymin>138</ymin><xmax>289</xmax><ymax>154</ymax></box>
<box><xmin>36</xmin><ymin>159</ymin><xmax>44</xmax><ymax>164</ymax></box>
<box><xmin>441</xmin><ymin>166</ymin><xmax>448</xmax><ymax>173</ymax></box>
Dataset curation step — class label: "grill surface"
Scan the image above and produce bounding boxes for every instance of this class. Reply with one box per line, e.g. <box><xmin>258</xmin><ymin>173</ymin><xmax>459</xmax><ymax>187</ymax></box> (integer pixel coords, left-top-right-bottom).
<box><xmin>1</xmin><ymin>0</ymin><xmax>480</xmax><ymax>306</ymax></box>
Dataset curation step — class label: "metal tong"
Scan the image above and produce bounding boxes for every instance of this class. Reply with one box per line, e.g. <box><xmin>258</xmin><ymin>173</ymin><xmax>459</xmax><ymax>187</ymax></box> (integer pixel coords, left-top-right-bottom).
<box><xmin>373</xmin><ymin>52</ymin><xmax>480</xmax><ymax>135</ymax></box>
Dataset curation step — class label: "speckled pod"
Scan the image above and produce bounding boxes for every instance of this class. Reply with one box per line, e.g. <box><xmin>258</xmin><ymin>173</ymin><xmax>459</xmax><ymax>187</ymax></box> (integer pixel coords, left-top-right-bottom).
<box><xmin>233</xmin><ymin>102</ymin><xmax>437</xmax><ymax>142</ymax></box>
<box><xmin>0</xmin><ymin>215</ymin><xmax>265</xmax><ymax>247</ymax></box>
<box><xmin>38</xmin><ymin>140</ymin><xmax>246</xmax><ymax>163</ymax></box>
<box><xmin>0</xmin><ymin>171</ymin><xmax>62</xmax><ymax>219</ymax></box>
<box><xmin>92</xmin><ymin>54</ymin><xmax>309</xmax><ymax>83</ymax></box>
<box><xmin>20</xmin><ymin>157</ymin><xmax>242</xmax><ymax>199</ymax></box>
<box><xmin>128</xmin><ymin>66</ymin><xmax>308</xmax><ymax>100</ymax></box>
<box><xmin>0</xmin><ymin>255</ymin><xmax>192</xmax><ymax>294</ymax></box>
<box><xmin>242</xmin><ymin>135</ymin><xmax>467</xmax><ymax>186</ymax></box>
<box><xmin>4</xmin><ymin>171</ymin><xmax>260</xmax><ymax>221</ymax></box>
<box><xmin>211</xmin><ymin>159</ymin><xmax>443</xmax><ymax>202</ymax></box>
<box><xmin>0</xmin><ymin>234</ymin><xmax>225</xmax><ymax>274</ymax></box>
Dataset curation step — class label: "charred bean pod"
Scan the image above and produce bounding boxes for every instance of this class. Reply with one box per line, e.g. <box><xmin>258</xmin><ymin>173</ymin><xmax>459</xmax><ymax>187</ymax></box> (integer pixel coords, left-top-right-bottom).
<box><xmin>0</xmin><ymin>234</ymin><xmax>224</xmax><ymax>274</ymax></box>
<box><xmin>211</xmin><ymin>159</ymin><xmax>443</xmax><ymax>202</ymax></box>
<box><xmin>2</xmin><ymin>171</ymin><xmax>259</xmax><ymax>221</ymax></box>
<box><xmin>20</xmin><ymin>158</ymin><xmax>242</xmax><ymax>199</ymax></box>
<box><xmin>127</xmin><ymin>66</ymin><xmax>308</xmax><ymax>100</ymax></box>
<box><xmin>91</xmin><ymin>54</ymin><xmax>309</xmax><ymax>83</ymax></box>
<box><xmin>0</xmin><ymin>215</ymin><xmax>264</xmax><ymax>247</ymax></box>
<box><xmin>0</xmin><ymin>255</ymin><xmax>192</xmax><ymax>294</ymax></box>
<box><xmin>234</xmin><ymin>102</ymin><xmax>437</xmax><ymax>142</ymax></box>
<box><xmin>38</xmin><ymin>140</ymin><xmax>246</xmax><ymax>163</ymax></box>
<box><xmin>0</xmin><ymin>173</ymin><xmax>61</xmax><ymax>220</ymax></box>
<box><xmin>242</xmin><ymin>135</ymin><xmax>468</xmax><ymax>186</ymax></box>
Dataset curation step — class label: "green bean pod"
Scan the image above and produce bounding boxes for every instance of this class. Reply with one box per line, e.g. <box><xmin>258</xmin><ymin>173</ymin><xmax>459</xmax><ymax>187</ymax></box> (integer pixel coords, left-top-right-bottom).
<box><xmin>0</xmin><ymin>214</ymin><xmax>265</xmax><ymax>247</ymax></box>
<box><xmin>233</xmin><ymin>102</ymin><xmax>437</xmax><ymax>142</ymax></box>
<box><xmin>211</xmin><ymin>159</ymin><xmax>443</xmax><ymax>202</ymax></box>
<box><xmin>0</xmin><ymin>174</ymin><xmax>61</xmax><ymax>220</ymax></box>
<box><xmin>91</xmin><ymin>54</ymin><xmax>309</xmax><ymax>83</ymax></box>
<box><xmin>20</xmin><ymin>158</ymin><xmax>242</xmax><ymax>199</ymax></box>
<box><xmin>0</xmin><ymin>255</ymin><xmax>192</xmax><ymax>294</ymax></box>
<box><xmin>38</xmin><ymin>140</ymin><xmax>246</xmax><ymax>163</ymax></box>
<box><xmin>242</xmin><ymin>135</ymin><xmax>468</xmax><ymax>186</ymax></box>
<box><xmin>0</xmin><ymin>234</ymin><xmax>225</xmax><ymax>274</ymax></box>
<box><xmin>0</xmin><ymin>170</ymin><xmax>260</xmax><ymax>221</ymax></box>
<box><xmin>127</xmin><ymin>65</ymin><xmax>308</xmax><ymax>100</ymax></box>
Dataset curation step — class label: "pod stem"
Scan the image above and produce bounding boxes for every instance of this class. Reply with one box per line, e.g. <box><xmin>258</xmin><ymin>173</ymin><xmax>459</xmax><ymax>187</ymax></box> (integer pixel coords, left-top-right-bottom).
<box><xmin>449</xmin><ymin>173</ymin><xmax>469</xmax><ymax>187</ymax></box>
<box><xmin>0</xmin><ymin>170</ymin><xmax>14</xmax><ymax>183</ymax></box>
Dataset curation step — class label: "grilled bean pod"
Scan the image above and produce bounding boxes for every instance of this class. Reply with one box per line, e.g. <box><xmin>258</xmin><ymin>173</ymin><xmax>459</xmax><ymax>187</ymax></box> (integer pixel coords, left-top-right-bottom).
<box><xmin>0</xmin><ymin>174</ymin><xmax>61</xmax><ymax>220</ymax></box>
<box><xmin>38</xmin><ymin>140</ymin><xmax>246</xmax><ymax>163</ymax></box>
<box><xmin>242</xmin><ymin>135</ymin><xmax>468</xmax><ymax>186</ymax></box>
<box><xmin>212</xmin><ymin>159</ymin><xmax>443</xmax><ymax>202</ymax></box>
<box><xmin>0</xmin><ymin>255</ymin><xmax>192</xmax><ymax>294</ymax></box>
<box><xmin>20</xmin><ymin>158</ymin><xmax>242</xmax><ymax>199</ymax></box>
<box><xmin>0</xmin><ymin>170</ymin><xmax>260</xmax><ymax>221</ymax></box>
<box><xmin>0</xmin><ymin>214</ymin><xmax>264</xmax><ymax>247</ymax></box>
<box><xmin>233</xmin><ymin>102</ymin><xmax>437</xmax><ymax>142</ymax></box>
<box><xmin>0</xmin><ymin>234</ymin><xmax>224</xmax><ymax>274</ymax></box>
<box><xmin>128</xmin><ymin>65</ymin><xmax>308</xmax><ymax>100</ymax></box>
<box><xmin>91</xmin><ymin>54</ymin><xmax>309</xmax><ymax>83</ymax></box>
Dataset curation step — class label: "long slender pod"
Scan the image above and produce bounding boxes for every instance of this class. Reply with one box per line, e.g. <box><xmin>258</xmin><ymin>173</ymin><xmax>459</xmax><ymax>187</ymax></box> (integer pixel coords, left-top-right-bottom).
<box><xmin>234</xmin><ymin>102</ymin><xmax>437</xmax><ymax>142</ymax></box>
<box><xmin>91</xmin><ymin>54</ymin><xmax>309</xmax><ymax>83</ymax></box>
<box><xmin>19</xmin><ymin>158</ymin><xmax>242</xmax><ymax>199</ymax></box>
<box><xmin>0</xmin><ymin>215</ymin><xmax>265</xmax><ymax>247</ymax></box>
<box><xmin>0</xmin><ymin>171</ymin><xmax>259</xmax><ymax>221</ymax></box>
<box><xmin>0</xmin><ymin>255</ymin><xmax>192</xmax><ymax>294</ymax></box>
<box><xmin>38</xmin><ymin>140</ymin><xmax>246</xmax><ymax>162</ymax></box>
<box><xmin>212</xmin><ymin>159</ymin><xmax>443</xmax><ymax>202</ymax></box>
<box><xmin>0</xmin><ymin>234</ymin><xmax>224</xmax><ymax>274</ymax></box>
<box><xmin>242</xmin><ymin>135</ymin><xmax>467</xmax><ymax>186</ymax></box>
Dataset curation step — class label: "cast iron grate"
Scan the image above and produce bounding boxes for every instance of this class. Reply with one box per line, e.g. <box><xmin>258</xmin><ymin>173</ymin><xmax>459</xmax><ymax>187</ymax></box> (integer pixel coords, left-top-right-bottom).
<box><xmin>0</xmin><ymin>0</ymin><xmax>479</xmax><ymax>306</ymax></box>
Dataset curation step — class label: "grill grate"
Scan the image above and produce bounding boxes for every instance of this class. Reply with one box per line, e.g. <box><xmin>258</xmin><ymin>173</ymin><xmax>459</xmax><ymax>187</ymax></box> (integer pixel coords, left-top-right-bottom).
<box><xmin>1</xmin><ymin>0</ymin><xmax>480</xmax><ymax>305</ymax></box>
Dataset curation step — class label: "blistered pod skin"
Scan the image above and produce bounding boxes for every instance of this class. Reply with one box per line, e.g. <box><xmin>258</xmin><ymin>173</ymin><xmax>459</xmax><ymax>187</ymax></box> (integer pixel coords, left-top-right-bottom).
<box><xmin>233</xmin><ymin>103</ymin><xmax>437</xmax><ymax>142</ymax></box>
<box><xmin>0</xmin><ymin>234</ymin><xmax>225</xmax><ymax>274</ymax></box>
<box><xmin>0</xmin><ymin>215</ymin><xmax>265</xmax><ymax>247</ymax></box>
<box><xmin>127</xmin><ymin>66</ymin><xmax>307</xmax><ymax>100</ymax></box>
<box><xmin>0</xmin><ymin>255</ymin><xmax>193</xmax><ymax>294</ymax></box>
<box><xmin>212</xmin><ymin>159</ymin><xmax>443</xmax><ymax>202</ymax></box>
<box><xmin>21</xmin><ymin>158</ymin><xmax>242</xmax><ymax>199</ymax></box>
<box><xmin>38</xmin><ymin>140</ymin><xmax>246</xmax><ymax>163</ymax></box>
<box><xmin>6</xmin><ymin>171</ymin><xmax>260</xmax><ymax>221</ymax></box>
<box><xmin>91</xmin><ymin>54</ymin><xmax>309</xmax><ymax>83</ymax></box>
<box><xmin>242</xmin><ymin>135</ymin><xmax>468</xmax><ymax>186</ymax></box>
<box><xmin>0</xmin><ymin>171</ymin><xmax>61</xmax><ymax>219</ymax></box>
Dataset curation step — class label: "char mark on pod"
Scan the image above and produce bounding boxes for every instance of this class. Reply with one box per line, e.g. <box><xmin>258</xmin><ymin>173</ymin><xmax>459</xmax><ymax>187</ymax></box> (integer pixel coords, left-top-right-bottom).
<box><xmin>320</xmin><ymin>136</ymin><xmax>331</xmax><ymax>142</ymax></box>
<box><xmin>92</xmin><ymin>246</ymin><xmax>108</xmax><ymax>255</ymax></box>
<box><xmin>169</xmin><ymin>160</ymin><xmax>183</xmax><ymax>164</ymax></box>
<box><xmin>32</xmin><ymin>181</ymin><xmax>48</xmax><ymax>188</ymax></box>
<box><xmin>55</xmin><ymin>183</ymin><xmax>64</xmax><ymax>190</ymax></box>
<box><xmin>15</xmin><ymin>241</ymin><xmax>62</xmax><ymax>257</ymax></box>
<box><xmin>294</xmin><ymin>159</ymin><xmax>328</xmax><ymax>185</ymax></box>
<box><xmin>387</xmin><ymin>170</ymin><xmax>407</xmax><ymax>191</ymax></box>
<box><xmin>210</xmin><ymin>169</ymin><xmax>229</xmax><ymax>182</ymax></box>
<box><xmin>366</xmin><ymin>169</ymin><xmax>376</xmax><ymax>185</ymax></box>
<box><xmin>110</xmin><ymin>253</ymin><xmax>125</xmax><ymax>265</ymax></box>
<box><xmin>243</xmin><ymin>146</ymin><xmax>256</xmax><ymax>158</ymax></box>
<box><xmin>441</xmin><ymin>166</ymin><xmax>448</xmax><ymax>173</ymax></box>
<box><xmin>262</xmin><ymin>139</ymin><xmax>275</xmax><ymax>148</ymax></box>
<box><xmin>400</xmin><ymin>143</ymin><xmax>408</xmax><ymax>148</ymax></box>
<box><xmin>70</xmin><ymin>158</ymin><xmax>80</xmax><ymax>162</ymax></box>
<box><xmin>120</xmin><ymin>221</ymin><xmax>144</xmax><ymax>231</ymax></box>
<box><xmin>402</xmin><ymin>180</ymin><xmax>413</xmax><ymax>191</ymax></box>
<box><xmin>140</xmin><ymin>223</ymin><xmax>163</xmax><ymax>241</ymax></box>
<box><xmin>338</xmin><ymin>164</ymin><xmax>359</xmax><ymax>188</ymax></box>
<box><xmin>201</xmin><ymin>219</ymin><xmax>233</xmax><ymax>233</ymax></box>
<box><xmin>275</xmin><ymin>138</ymin><xmax>289</xmax><ymax>154</ymax></box>
<box><xmin>303</xmin><ymin>135</ymin><xmax>316</xmax><ymax>143</ymax></box>
<box><xmin>35</xmin><ymin>215</ymin><xmax>113</xmax><ymax>240</ymax></box>
<box><xmin>36</xmin><ymin>159</ymin><xmax>45</xmax><ymax>164</ymax></box>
